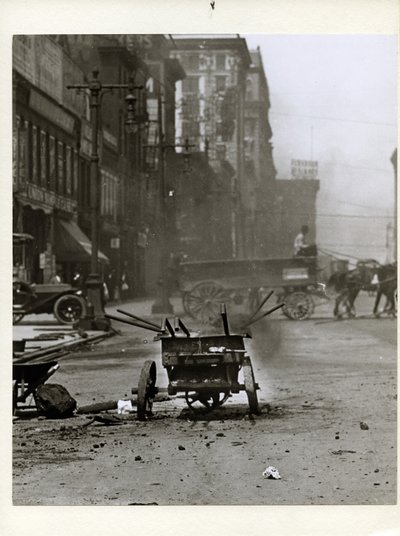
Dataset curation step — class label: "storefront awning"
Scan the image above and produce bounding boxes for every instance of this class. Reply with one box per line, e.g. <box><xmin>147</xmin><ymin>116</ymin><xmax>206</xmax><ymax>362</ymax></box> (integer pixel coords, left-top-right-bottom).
<box><xmin>55</xmin><ymin>219</ymin><xmax>109</xmax><ymax>264</ymax></box>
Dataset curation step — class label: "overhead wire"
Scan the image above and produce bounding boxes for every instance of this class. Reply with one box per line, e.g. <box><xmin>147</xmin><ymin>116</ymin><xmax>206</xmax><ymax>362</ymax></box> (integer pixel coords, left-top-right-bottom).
<box><xmin>269</xmin><ymin>111</ymin><xmax>396</xmax><ymax>127</ymax></box>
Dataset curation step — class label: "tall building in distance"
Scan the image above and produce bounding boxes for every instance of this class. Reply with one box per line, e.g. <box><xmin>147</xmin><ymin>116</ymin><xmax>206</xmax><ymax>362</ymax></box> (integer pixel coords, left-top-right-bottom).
<box><xmin>244</xmin><ymin>48</ymin><xmax>277</xmax><ymax>258</ymax></box>
<box><xmin>170</xmin><ymin>36</ymin><xmax>279</xmax><ymax>259</ymax></box>
<box><xmin>170</xmin><ymin>35</ymin><xmax>252</xmax><ymax>258</ymax></box>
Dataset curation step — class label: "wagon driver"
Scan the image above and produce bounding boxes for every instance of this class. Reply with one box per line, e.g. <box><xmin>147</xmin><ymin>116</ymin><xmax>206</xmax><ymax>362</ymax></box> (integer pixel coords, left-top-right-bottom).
<box><xmin>294</xmin><ymin>225</ymin><xmax>309</xmax><ymax>256</ymax></box>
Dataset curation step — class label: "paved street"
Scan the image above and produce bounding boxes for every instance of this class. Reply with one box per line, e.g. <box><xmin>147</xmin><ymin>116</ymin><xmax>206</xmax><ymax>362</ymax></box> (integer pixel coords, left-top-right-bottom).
<box><xmin>12</xmin><ymin>293</ymin><xmax>397</xmax><ymax>505</ymax></box>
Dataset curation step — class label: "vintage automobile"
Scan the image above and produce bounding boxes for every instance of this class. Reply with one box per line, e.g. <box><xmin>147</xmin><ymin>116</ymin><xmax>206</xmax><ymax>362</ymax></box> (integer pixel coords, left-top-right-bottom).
<box><xmin>13</xmin><ymin>280</ymin><xmax>86</xmax><ymax>325</ymax></box>
<box><xmin>13</xmin><ymin>233</ymin><xmax>86</xmax><ymax>325</ymax></box>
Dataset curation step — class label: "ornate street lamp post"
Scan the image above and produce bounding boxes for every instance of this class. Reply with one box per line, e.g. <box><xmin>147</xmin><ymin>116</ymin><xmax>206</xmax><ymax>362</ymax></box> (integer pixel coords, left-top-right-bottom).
<box><xmin>67</xmin><ymin>68</ymin><xmax>142</xmax><ymax>330</ymax></box>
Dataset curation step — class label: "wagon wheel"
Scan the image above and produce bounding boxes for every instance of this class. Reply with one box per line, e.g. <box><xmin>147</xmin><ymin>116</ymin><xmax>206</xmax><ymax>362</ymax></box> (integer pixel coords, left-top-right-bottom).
<box><xmin>13</xmin><ymin>280</ymin><xmax>33</xmax><ymax>309</ymax></box>
<box><xmin>184</xmin><ymin>390</ymin><xmax>230</xmax><ymax>412</ymax></box>
<box><xmin>243</xmin><ymin>359</ymin><xmax>259</xmax><ymax>414</ymax></box>
<box><xmin>53</xmin><ymin>295</ymin><xmax>86</xmax><ymax>325</ymax></box>
<box><xmin>13</xmin><ymin>313</ymin><xmax>25</xmax><ymax>325</ymax></box>
<box><xmin>184</xmin><ymin>281</ymin><xmax>230</xmax><ymax>323</ymax></box>
<box><xmin>282</xmin><ymin>291</ymin><xmax>314</xmax><ymax>320</ymax></box>
<box><xmin>137</xmin><ymin>360</ymin><xmax>157</xmax><ymax>421</ymax></box>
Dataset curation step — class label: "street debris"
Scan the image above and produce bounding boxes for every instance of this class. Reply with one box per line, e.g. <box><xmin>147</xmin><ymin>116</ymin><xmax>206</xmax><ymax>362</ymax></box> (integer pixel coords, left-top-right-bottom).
<box><xmin>360</xmin><ymin>422</ymin><xmax>369</xmax><ymax>430</ymax></box>
<box><xmin>93</xmin><ymin>415</ymin><xmax>124</xmax><ymax>426</ymax></box>
<box><xmin>263</xmin><ymin>466</ymin><xmax>281</xmax><ymax>480</ymax></box>
<box><xmin>35</xmin><ymin>383</ymin><xmax>77</xmax><ymax>418</ymax></box>
<box><xmin>331</xmin><ymin>450</ymin><xmax>357</xmax><ymax>455</ymax></box>
<box><xmin>117</xmin><ymin>400</ymin><xmax>133</xmax><ymax>414</ymax></box>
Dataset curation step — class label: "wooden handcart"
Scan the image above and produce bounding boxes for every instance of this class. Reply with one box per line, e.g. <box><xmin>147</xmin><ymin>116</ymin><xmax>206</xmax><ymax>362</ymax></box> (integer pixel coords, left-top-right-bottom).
<box><xmin>13</xmin><ymin>361</ymin><xmax>59</xmax><ymax>413</ymax></box>
<box><xmin>107</xmin><ymin>297</ymin><xmax>284</xmax><ymax>420</ymax></box>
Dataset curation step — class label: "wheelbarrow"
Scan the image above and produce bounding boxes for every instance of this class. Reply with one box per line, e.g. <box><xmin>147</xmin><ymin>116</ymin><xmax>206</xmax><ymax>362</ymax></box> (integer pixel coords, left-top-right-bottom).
<box><xmin>106</xmin><ymin>293</ymin><xmax>284</xmax><ymax>420</ymax></box>
<box><xmin>13</xmin><ymin>361</ymin><xmax>59</xmax><ymax>413</ymax></box>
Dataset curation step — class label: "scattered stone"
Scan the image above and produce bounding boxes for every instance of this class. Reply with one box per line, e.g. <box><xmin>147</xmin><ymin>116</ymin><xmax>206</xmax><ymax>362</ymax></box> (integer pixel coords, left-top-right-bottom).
<box><xmin>374</xmin><ymin>469</ymin><xmax>379</xmax><ymax>473</ymax></box>
<box><xmin>285</xmin><ymin>449</ymin><xmax>290</xmax><ymax>453</ymax></box>
<box><xmin>135</xmin><ymin>455</ymin><xmax>142</xmax><ymax>461</ymax></box>
<box><xmin>216</xmin><ymin>433</ymin><xmax>225</xmax><ymax>437</ymax></box>
<box><xmin>360</xmin><ymin>422</ymin><xmax>369</xmax><ymax>430</ymax></box>
<box><xmin>93</xmin><ymin>444</ymin><xmax>100</xmax><ymax>449</ymax></box>
<box><xmin>178</xmin><ymin>445</ymin><xmax>185</xmax><ymax>450</ymax></box>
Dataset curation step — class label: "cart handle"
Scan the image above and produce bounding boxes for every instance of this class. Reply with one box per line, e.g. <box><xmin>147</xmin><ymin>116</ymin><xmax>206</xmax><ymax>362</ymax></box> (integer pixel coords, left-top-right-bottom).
<box><xmin>220</xmin><ymin>303</ymin><xmax>230</xmax><ymax>336</ymax></box>
<box><xmin>247</xmin><ymin>290</ymin><xmax>274</xmax><ymax>323</ymax></box>
<box><xmin>164</xmin><ymin>318</ymin><xmax>176</xmax><ymax>337</ymax></box>
<box><xmin>242</xmin><ymin>302</ymin><xmax>285</xmax><ymax>328</ymax></box>
<box><xmin>116</xmin><ymin>308</ymin><xmax>162</xmax><ymax>330</ymax></box>
<box><xmin>105</xmin><ymin>314</ymin><xmax>164</xmax><ymax>333</ymax></box>
<box><xmin>178</xmin><ymin>318</ymin><xmax>191</xmax><ymax>337</ymax></box>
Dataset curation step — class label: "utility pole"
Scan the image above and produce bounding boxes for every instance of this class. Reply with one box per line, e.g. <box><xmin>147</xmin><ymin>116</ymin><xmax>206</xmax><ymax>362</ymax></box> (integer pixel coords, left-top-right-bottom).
<box><xmin>149</xmin><ymin>93</ymin><xmax>195</xmax><ymax>314</ymax></box>
<box><xmin>67</xmin><ymin>68</ymin><xmax>142</xmax><ymax>330</ymax></box>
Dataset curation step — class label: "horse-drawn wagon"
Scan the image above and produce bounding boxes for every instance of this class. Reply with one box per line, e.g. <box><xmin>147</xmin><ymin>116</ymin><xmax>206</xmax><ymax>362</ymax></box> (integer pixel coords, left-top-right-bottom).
<box><xmin>179</xmin><ymin>256</ymin><xmax>327</xmax><ymax>323</ymax></box>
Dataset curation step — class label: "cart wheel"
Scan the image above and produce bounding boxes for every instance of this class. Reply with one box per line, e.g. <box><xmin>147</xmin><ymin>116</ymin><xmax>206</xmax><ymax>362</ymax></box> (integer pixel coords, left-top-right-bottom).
<box><xmin>53</xmin><ymin>294</ymin><xmax>86</xmax><ymax>325</ymax></box>
<box><xmin>137</xmin><ymin>360</ymin><xmax>157</xmax><ymax>421</ymax></box>
<box><xmin>13</xmin><ymin>313</ymin><xmax>24</xmax><ymax>325</ymax></box>
<box><xmin>282</xmin><ymin>291</ymin><xmax>314</xmax><ymax>320</ymax></box>
<box><xmin>243</xmin><ymin>360</ymin><xmax>259</xmax><ymax>414</ymax></box>
<box><xmin>184</xmin><ymin>391</ymin><xmax>230</xmax><ymax>412</ymax></box>
<box><xmin>184</xmin><ymin>281</ymin><xmax>230</xmax><ymax>323</ymax></box>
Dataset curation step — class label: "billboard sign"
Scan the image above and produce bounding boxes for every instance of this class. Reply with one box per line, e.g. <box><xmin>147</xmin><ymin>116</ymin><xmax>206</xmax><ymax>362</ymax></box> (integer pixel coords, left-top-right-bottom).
<box><xmin>291</xmin><ymin>159</ymin><xmax>318</xmax><ymax>180</ymax></box>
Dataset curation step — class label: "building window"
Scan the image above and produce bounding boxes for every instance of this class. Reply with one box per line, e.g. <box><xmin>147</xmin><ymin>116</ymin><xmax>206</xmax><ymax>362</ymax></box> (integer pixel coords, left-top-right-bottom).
<box><xmin>72</xmin><ymin>150</ymin><xmax>78</xmax><ymax>198</ymax></box>
<box><xmin>246</xmin><ymin>77</ymin><xmax>256</xmax><ymax>101</ymax></box>
<box><xmin>187</xmin><ymin>54</ymin><xmax>199</xmax><ymax>70</ymax></box>
<box><xmin>57</xmin><ymin>141</ymin><xmax>65</xmax><ymax>194</ymax></box>
<box><xmin>216</xmin><ymin>53</ymin><xmax>225</xmax><ymax>70</ymax></box>
<box><xmin>40</xmin><ymin>130</ymin><xmax>48</xmax><ymax>187</ymax></box>
<box><xmin>66</xmin><ymin>146</ymin><xmax>72</xmax><ymax>195</ymax></box>
<box><xmin>183</xmin><ymin>95</ymin><xmax>199</xmax><ymax>119</ymax></box>
<box><xmin>181</xmin><ymin>119</ymin><xmax>200</xmax><ymax>141</ymax></box>
<box><xmin>49</xmin><ymin>136</ymin><xmax>56</xmax><ymax>190</ymax></box>
<box><xmin>215</xmin><ymin>75</ymin><xmax>226</xmax><ymax>93</ymax></box>
<box><xmin>182</xmin><ymin>76</ymin><xmax>199</xmax><ymax>94</ymax></box>
<box><xmin>31</xmin><ymin>126</ymin><xmax>39</xmax><ymax>184</ymax></box>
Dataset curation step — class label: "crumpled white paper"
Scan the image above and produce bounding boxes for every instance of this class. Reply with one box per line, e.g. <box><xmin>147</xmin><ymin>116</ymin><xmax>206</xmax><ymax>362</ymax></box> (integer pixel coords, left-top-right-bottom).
<box><xmin>263</xmin><ymin>466</ymin><xmax>281</xmax><ymax>479</ymax></box>
<box><xmin>117</xmin><ymin>399</ymin><xmax>133</xmax><ymax>414</ymax></box>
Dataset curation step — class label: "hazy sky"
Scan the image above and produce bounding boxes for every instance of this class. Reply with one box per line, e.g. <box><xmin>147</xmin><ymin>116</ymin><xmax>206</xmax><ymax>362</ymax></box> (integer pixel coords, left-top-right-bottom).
<box><xmin>244</xmin><ymin>35</ymin><xmax>397</xmax><ymax>263</ymax></box>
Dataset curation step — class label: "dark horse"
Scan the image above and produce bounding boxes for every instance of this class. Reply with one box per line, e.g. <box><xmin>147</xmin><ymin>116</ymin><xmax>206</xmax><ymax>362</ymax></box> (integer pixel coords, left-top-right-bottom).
<box><xmin>372</xmin><ymin>262</ymin><xmax>397</xmax><ymax>317</ymax></box>
<box><xmin>328</xmin><ymin>259</ymin><xmax>381</xmax><ymax>318</ymax></box>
